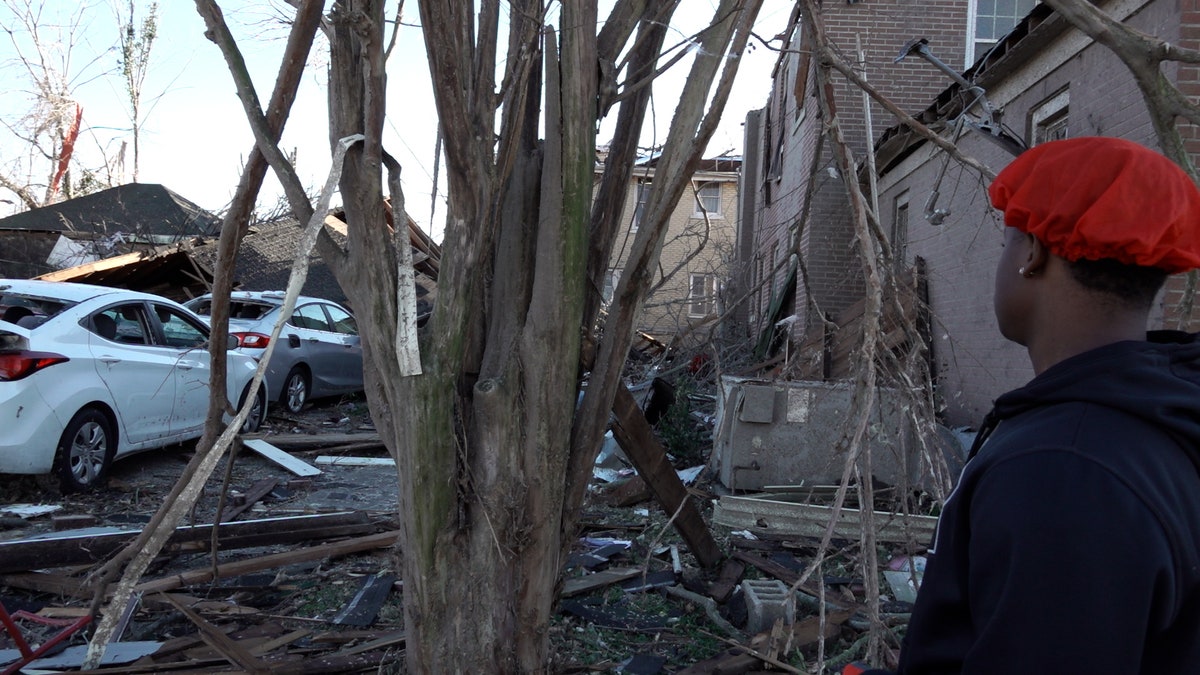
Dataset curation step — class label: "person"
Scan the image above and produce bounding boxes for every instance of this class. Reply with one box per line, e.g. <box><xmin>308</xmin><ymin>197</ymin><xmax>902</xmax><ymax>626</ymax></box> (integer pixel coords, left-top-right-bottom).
<box><xmin>850</xmin><ymin>136</ymin><xmax>1200</xmax><ymax>674</ymax></box>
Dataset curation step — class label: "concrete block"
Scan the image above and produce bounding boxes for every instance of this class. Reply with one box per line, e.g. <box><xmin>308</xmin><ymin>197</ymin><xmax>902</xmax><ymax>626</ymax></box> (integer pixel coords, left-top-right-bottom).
<box><xmin>741</xmin><ymin>578</ymin><xmax>794</xmax><ymax>634</ymax></box>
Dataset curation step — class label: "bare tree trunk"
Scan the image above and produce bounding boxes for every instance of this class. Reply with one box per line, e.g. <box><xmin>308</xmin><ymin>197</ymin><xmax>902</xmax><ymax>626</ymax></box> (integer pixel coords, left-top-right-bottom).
<box><xmin>193</xmin><ymin>0</ymin><xmax>760</xmax><ymax>669</ymax></box>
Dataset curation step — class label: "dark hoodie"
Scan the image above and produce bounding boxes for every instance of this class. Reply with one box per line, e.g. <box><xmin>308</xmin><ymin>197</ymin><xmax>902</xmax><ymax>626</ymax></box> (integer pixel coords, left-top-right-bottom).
<box><xmin>894</xmin><ymin>332</ymin><xmax>1200</xmax><ymax>674</ymax></box>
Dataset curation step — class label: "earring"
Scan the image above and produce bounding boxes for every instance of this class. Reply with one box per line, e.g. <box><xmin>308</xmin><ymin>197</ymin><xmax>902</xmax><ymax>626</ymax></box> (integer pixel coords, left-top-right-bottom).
<box><xmin>1018</xmin><ymin>267</ymin><xmax>1026</xmax><ymax>276</ymax></box>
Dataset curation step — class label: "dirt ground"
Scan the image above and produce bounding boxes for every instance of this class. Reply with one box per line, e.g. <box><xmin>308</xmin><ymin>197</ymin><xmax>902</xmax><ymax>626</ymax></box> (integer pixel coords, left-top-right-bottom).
<box><xmin>0</xmin><ymin>392</ymin><xmax>391</xmax><ymax>543</ymax></box>
<box><xmin>0</xmin><ymin>389</ymin><xmax>900</xmax><ymax>673</ymax></box>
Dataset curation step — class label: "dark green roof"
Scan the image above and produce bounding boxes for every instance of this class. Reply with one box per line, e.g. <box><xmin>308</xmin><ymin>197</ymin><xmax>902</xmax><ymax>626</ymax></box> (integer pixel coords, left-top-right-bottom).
<box><xmin>0</xmin><ymin>183</ymin><xmax>221</xmax><ymax>239</ymax></box>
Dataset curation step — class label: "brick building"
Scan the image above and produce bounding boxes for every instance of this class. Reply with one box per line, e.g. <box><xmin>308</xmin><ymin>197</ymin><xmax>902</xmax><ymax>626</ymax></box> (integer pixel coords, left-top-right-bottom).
<box><xmin>876</xmin><ymin>0</ymin><xmax>1200</xmax><ymax>426</ymax></box>
<box><xmin>741</xmin><ymin>0</ymin><xmax>1200</xmax><ymax>428</ymax></box>
<box><xmin>737</xmin><ymin>0</ymin><xmax>994</xmax><ymax>344</ymax></box>
<box><xmin>599</xmin><ymin>154</ymin><xmax>741</xmax><ymax>347</ymax></box>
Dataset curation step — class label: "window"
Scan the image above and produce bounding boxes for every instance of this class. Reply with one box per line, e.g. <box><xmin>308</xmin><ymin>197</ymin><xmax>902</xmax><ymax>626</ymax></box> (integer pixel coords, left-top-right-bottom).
<box><xmin>154</xmin><ymin>305</ymin><xmax>208</xmax><ymax>349</ymax></box>
<box><xmin>971</xmin><ymin>0</ymin><xmax>1039</xmax><ymax>65</ymax></box>
<box><xmin>790</xmin><ymin>23</ymin><xmax>810</xmax><ymax>127</ymax></box>
<box><xmin>100</xmin><ymin>304</ymin><xmax>149</xmax><ymax>345</ymax></box>
<box><xmin>891</xmin><ymin>192</ymin><xmax>910</xmax><ymax>271</ymax></box>
<box><xmin>694</xmin><ymin>183</ymin><xmax>721</xmax><ymax>216</ymax></box>
<box><xmin>632</xmin><ymin>180</ymin><xmax>651</xmax><ymax>231</ymax></box>
<box><xmin>324</xmin><ymin>304</ymin><xmax>358</xmax><ymax>336</ymax></box>
<box><xmin>290</xmin><ymin>303</ymin><xmax>332</xmax><ymax>332</ymax></box>
<box><xmin>1031</xmin><ymin>88</ymin><xmax>1069</xmax><ymax>146</ymax></box>
<box><xmin>689</xmin><ymin>274</ymin><xmax>717</xmax><ymax>318</ymax></box>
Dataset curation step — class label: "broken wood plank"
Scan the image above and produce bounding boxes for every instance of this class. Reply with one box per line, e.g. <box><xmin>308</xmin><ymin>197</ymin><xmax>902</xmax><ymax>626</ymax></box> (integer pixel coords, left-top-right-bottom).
<box><xmin>712</xmin><ymin>493</ymin><xmax>937</xmax><ymax>545</ymax></box>
<box><xmin>338</xmin><ymin>629</ymin><xmax>406</xmax><ymax>656</ymax></box>
<box><xmin>0</xmin><ymin>511</ymin><xmax>375</xmax><ymax>573</ymax></box>
<box><xmin>218</xmin><ymin>477</ymin><xmax>279</xmax><ymax>523</ymax></box>
<box><xmin>560</xmin><ymin>567</ymin><xmax>645</xmax><ymax>598</ymax></box>
<box><xmin>316</xmin><ymin>441</ymin><xmax>387</xmax><ymax>454</ymax></box>
<box><xmin>708</xmin><ymin>559</ymin><xmax>746</xmax><ymax>603</ymax></box>
<box><xmin>242</xmin><ymin>432</ymin><xmax>381</xmax><ymax>449</ymax></box>
<box><xmin>250</xmin><ymin>629</ymin><xmax>311</xmax><ymax>656</ymax></box>
<box><xmin>242</xmin><ymin>439</ymin><xmax>322</xmax><ymax>476</ymax></box>
<box><xmin>134</xmin><ymin>530</ymin><xmax>399</xmax><ymax>594</ymax></box>
<box><xmin>313</xmin><ymin>456</ymin><xmax>395</xmax><ymax>467</ymax></box>
<box><xmin>163</xmin><ymin>593</ymin><xmax>274</xmax><ymax>673</ymax></box>
<box><xmin>0</xmin><ymin>572</ymin><xmax>88</xmax><ymax>597</ymax></box>
<box><xmin>610</xmin><ymin>384</ymin><xmax>723</xmax><ymax>569</ymax></box>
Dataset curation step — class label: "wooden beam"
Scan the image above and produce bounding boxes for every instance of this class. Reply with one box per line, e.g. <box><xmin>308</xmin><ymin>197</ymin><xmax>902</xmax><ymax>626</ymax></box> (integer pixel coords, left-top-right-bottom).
<box><xmin>610</xmin><ymin>384</ymin><xmax>723</xmax><ymax>569</ymax></box>
<box><xmin>0</xmin><ymin>512</ymin><xmax>375</xmax><ymax>574</ymax></box>
<box><xmin>134</xmin><ymin>530</ymin><xmax>399</xmax><ymax>594</ymax></box>
<box><xmin>712</xmin><ymin>493</ymin><xmax>937</xmax><ymax>545</ymax></box>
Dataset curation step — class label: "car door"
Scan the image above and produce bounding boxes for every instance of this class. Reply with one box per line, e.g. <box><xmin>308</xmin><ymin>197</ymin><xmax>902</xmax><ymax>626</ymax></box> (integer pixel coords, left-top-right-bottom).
<box><xmin>151</xmin><ymin>304</ymin><xmax>214</xmax><ymax>438</ymax></box>
<box><xmin>320</xmin><ymin>303</ymin><xmax>363</xmax><ymax>392</ymax></box>
<box><xmin>86</xmin><ymin>303</ymin><xmax>176</xmax><ymax>445</ymax></box>
<box><xmin>287</xmin><ymin>302</ymin><xmax>340</xmax><ymax>395</ymax></box>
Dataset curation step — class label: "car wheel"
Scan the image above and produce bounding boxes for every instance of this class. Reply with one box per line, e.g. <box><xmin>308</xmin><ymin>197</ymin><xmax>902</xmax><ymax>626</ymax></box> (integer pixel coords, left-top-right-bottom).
<box><xmin>238</xmin><ymin>383</ymin><xmax>267</xmax><ymax>434</ymax></box>
<box><xmin>282</xmin><ymin>366</ymin><xmax>310</xmax><ymax>414</ymax></box>
<box><xmin>56</xmin><ymin>408</ymin><xmax>115</xmax><ymax>493</ymax></box>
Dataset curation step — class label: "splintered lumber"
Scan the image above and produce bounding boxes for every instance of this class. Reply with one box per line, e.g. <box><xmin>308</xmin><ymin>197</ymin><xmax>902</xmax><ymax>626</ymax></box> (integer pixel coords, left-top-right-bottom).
<box><xmin>218</xmin><ymin>478</ymin><xmax>280</xmax><ymax>523</ymax></box>
<box><xmin>0</xmin><ymin>512</ymin><xmax>376</xmax><ymax>574</ymax></box>
<box><xmin>134</xmin><ymin>530</ymin><xmax>399</xmax><ymax>594</ymax></box>
<box><xmin>561</xmin><ymin>567</ymin><xmax>645</xmax><ymax>597</ymax></box>
<box><xmin>242</xmin><ymin>439</ymin><xmax>322</xmax><ymax>476</ymax></box>
<box><xmin>609</xmin><ymin>384</ymin><xmax>723</xmax><ymax>568</ymax></box>
<box><xmin>314</xmin><ymin>456</ymin><xmax>395</xmax><ymax>467</ymax></box>
<box><xmin>712</xmin><ymin>492</ymin><xmax>938</xmax><ymax>545</ymax></box>
<box><xmin>245</xmin><ymin>432</ymin><xmax>381</xmax><ymax>450</ymax></box>
<box><xmin>163</xmin><ymin>593</ymin><xmax>273</xmax><ymax>673</ymax></box>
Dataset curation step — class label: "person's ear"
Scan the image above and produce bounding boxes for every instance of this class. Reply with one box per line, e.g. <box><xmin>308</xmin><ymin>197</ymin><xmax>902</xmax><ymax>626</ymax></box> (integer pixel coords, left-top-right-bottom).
<box><xmin>1022</xmin><ymin>234</ymin><xmax>1048</xmax><ymax>278</ymax></box>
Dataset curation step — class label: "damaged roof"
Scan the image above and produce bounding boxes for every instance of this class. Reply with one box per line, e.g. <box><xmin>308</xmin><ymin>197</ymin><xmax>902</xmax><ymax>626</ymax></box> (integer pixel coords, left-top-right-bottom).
<box><xmin>0</xmin><ymin>183</ymin><xmax>222</xmax><ymax>240</ymax></box>
<box><xmin>874</xmin><ymin>2</ymin><xmax>1062</xmax><ymax>175</ymax></box>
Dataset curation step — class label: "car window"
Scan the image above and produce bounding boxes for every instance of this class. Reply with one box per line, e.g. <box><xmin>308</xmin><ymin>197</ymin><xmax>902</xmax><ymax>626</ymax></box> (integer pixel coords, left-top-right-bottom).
<box><xmin>231</xmin><ymin>301</ymin><xmax>272</xmax><ymax>320</ymax></box>
<box><xmin>88</xmin><ymin>304</ymin><xmax>148</xmax><ymax>344</ymax></box>
<box><xmin>1</xmin><ymin>293</ymin><xmax>71</xmax><ymax>325</ymax></box>
<box><xmin>325</xmin><ymin>304</ymin><xmax>358</xmax><ymax>336</ymax></box>
<box><xmin>290</xmin><ymin>303</ymin><xmax>332</xmax><ymax>332</ymax></box>
<box><xmin>154</xmin><ymin>305</ymin><xmax>208</xmax><ymax>349</ymax></box>
<box><xmin>184</xmin><ymin>298</ymin><xmax>213</xmax><ymax>316</ymax></box>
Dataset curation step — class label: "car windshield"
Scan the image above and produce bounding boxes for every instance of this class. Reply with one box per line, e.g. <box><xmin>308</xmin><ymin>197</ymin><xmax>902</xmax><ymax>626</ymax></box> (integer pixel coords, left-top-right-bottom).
<box><xmin>0</xmin><ymin>293</ymin><xmax>73</xmax><ymax>325</ymax></box>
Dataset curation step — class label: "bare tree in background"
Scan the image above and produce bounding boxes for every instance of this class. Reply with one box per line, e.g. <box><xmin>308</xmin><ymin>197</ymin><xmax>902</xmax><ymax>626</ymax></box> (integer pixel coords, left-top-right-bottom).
<box><xmin>77</xmin><ymin>0</ymin><xmax>764</xmax><ymax>672</ymax></box>
<box><xmin>0</xmin><ymin>0</ymin><xmax>105</xmax><ymax>208</ymax></box>
<box><xmin>115</xmin><ymin>0</ymin><xmax>158</xmax><ymax>182</ymax></box>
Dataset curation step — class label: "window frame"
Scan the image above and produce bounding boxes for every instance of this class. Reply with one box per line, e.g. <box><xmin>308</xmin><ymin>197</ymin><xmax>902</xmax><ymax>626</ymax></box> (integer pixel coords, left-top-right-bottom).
<box><xmin>693</xmin><ymin>182</ymin><xmax>722</xmax><ymax>217</ymax></box>
<box><xmin>688</xmin><ymin>273</ymin><xmax>717</xmax><ymax>318</ymax></box>
<box><xmin>969</xmin><ymin>0</ymin><xmax>1039</xmax><ymax>66</ymax></box>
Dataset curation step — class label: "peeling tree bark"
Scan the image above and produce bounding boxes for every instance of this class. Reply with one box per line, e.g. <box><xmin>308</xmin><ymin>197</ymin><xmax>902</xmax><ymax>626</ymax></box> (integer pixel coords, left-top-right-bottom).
<box><xmin>173</xmin><ymin>0</ymin><xmax>764</xmax><ymax>670</ymax></box>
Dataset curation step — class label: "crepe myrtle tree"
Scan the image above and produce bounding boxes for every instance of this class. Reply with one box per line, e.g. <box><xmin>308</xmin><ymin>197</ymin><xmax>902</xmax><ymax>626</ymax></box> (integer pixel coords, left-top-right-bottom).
<box><xmin>190</xmin><ymin>0</ymin><xmax>761</xmax><ymax>671</ymax></box>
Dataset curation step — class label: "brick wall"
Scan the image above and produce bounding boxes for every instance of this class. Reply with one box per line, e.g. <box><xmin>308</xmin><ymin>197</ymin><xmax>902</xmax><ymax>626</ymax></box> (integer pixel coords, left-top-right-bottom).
<box><xmin>876</xmin><ymin>0</ymin><xmax>1200</xmax><ymax>427</ymax></box>
<box><xmin>747</xmin><ymin>0</ymin><xmax>972</xmax><ymax>344</ymax></box>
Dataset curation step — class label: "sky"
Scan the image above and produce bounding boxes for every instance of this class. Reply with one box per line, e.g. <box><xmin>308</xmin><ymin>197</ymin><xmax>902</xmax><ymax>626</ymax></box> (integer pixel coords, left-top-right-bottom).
<box><xmin>0</xmin><ymin>1</ymin><xmax>796</xmax><ymax>243</ymax></box>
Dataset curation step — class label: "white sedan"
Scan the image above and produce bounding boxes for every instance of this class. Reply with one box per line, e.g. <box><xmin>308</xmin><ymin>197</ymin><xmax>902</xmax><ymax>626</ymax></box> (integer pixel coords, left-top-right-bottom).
<box><xmin>0</xmin><ymin>280</ymin><xmax>265</xmax><ymax>492</ymax></box>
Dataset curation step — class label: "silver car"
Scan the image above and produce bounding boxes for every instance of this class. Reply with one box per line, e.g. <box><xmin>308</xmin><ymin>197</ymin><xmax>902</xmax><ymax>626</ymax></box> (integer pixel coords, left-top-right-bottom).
<box><xmin>184</xmin><ymin>291</ymin><xmax>363</xmax><ymax>413</ymax></box>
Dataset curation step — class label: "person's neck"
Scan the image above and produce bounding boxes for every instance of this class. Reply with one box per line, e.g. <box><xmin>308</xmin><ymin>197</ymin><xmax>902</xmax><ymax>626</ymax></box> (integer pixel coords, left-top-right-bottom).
<box><xmin>1026</xmin><ymin>309</ymin><xmax>1148</xmax><ymax>375</ymax></box>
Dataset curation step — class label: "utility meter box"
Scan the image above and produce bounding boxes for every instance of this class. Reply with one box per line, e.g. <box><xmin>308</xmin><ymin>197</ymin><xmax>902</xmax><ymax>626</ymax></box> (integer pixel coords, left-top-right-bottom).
<box><xmin>711</xmin><ymin>376</ymin><xmax>933</xmax><ymax>491</ymax></box>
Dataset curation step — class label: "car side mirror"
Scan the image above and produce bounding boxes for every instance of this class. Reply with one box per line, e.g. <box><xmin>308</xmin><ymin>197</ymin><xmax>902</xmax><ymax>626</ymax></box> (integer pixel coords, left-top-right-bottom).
<box><xmin>227</xmin><ymin>334</ymin><xmax>239</xmax><ymax>350</ymax></box>
<box><xmin>288</xmin><ymin>334</ymin><xmax>301</xmax><ymax>349</ymax></box>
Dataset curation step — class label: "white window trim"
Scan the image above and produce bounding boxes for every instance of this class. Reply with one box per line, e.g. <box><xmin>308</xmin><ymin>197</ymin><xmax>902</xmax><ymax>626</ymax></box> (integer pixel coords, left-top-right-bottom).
<box><xmin>688</xmin><ymin>273</ymin><xmax>716</xmax><ymax>318</ymax></box>
<box><xmin>1031</xmin><ymin>88</ymin><xmax>1069</xmax><ymax>145</ymax></box>
<box><xmin>693</xmin><ymin>182</ymin><xmax>722</xmax><ymax>218</ymax></box>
